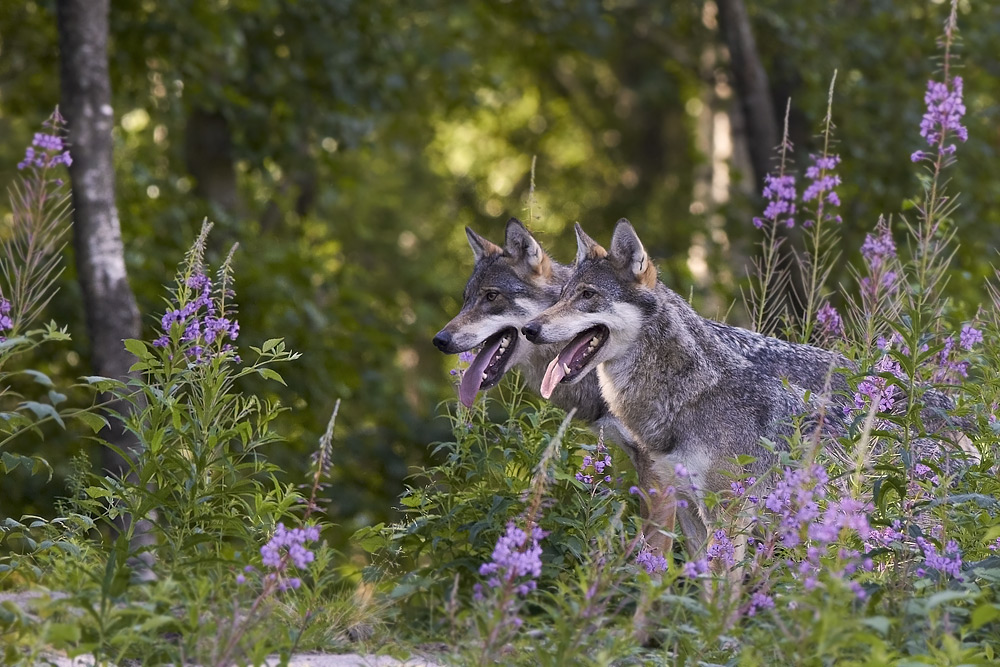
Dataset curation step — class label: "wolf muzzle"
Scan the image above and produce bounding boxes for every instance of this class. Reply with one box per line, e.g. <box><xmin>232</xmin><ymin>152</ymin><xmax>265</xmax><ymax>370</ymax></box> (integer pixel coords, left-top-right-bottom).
<box><xmin>432</xmin><ymin>330</ymin><xmax>453</xmax><ymax>352</ymax></box>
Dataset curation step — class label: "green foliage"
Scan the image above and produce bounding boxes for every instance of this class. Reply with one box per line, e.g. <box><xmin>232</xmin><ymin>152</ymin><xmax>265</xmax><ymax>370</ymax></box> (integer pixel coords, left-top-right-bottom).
<box><xmin>1</xmin><ymin>226</ymin><xmax>374</xmax><ymax>665</ymax></box>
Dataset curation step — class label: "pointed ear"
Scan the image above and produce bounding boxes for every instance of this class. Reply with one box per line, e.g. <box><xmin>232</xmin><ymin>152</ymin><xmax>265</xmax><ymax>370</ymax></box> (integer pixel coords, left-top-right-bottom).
<box><xmin>465</xmin><ymin>227</ymin><xmax>502</xmax><ymax>263</ymax></box>
<box><xmin>609</xmin><ymin>219</ymin><xmax>656</xmax><ymax>288</ymax></box>
<box><xmin>574</xmin><ymin>223</ymin><xmax>607</xmax><ymax>265</ymax></box>
<box><xmin>504</xmin><ymin>218</ymin><xmax>551</xmax><ymax>276</ymax></box>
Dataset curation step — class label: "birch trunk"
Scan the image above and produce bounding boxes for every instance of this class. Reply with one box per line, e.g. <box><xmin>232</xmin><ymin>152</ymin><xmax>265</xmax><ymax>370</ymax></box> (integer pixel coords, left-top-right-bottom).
<box><xmin>57</xmin><ymin>0</ymin><xmax>142</xmax><ymax>477</ymax></box>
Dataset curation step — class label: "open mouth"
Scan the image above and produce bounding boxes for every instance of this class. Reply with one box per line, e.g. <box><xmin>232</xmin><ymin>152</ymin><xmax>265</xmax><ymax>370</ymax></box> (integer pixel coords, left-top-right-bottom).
<box><xmin>540</xmin><ymin>325</ymin><xmax>609</xmax><ymax>399</ymax></box>
<box><xmin>458</xmin><ymin>327</ymin><xmax>519</xmax><ymax>407</ymax></box>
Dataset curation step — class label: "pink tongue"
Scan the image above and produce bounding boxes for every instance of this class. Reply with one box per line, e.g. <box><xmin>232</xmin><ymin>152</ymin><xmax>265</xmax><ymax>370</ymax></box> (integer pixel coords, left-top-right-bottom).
<box><xmin>540</xmin><ymin>330</ymin><xmax>596</xmax><ymax>399</ymax></box>
<box><xmin>459</xmin><ymin>337</ymin><xmax>503</xmax><ymax>407</ymax></box>
<box><xmin>540</xmin><ymin>356</ymin><xmax>567</xmax><ymax>399</ymax></box>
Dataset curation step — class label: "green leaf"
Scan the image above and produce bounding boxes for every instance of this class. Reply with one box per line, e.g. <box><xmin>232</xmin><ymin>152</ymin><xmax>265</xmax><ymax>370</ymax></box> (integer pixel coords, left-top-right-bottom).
<box><xmin>861</xmin><ymin>616</ymin><xmax>891</xmax><ymax>635</ymax></box>
<box><xmin>353</xmin><ymin>524</ymin><xmax>388</xmax><ymax>552</ymax></box>
<box><xmin>0</xmin><ymin>336</ymin><xmax>28</xmax><ymax>351</ymax></box>
<box><xmin>80</xmin><ymin>375</ymin><xmax>125</xmax><ymax>391</ymax></box>
<box><xmin>1</xmin><ymin>452</ymin><xmax>26</xmax><ymax>473</ymax></box>
<box><xmin>20</xmin><ymin>401</ymin><xmax>65</xmax><ymax>428</ymax></box>
<box><xmin>73</xmin><ymin>411</ymin><xmax>108</xmax><ymax>433</ymax></box>
<box><xmin>261</xmin><ymin>337</ymin><xmax>283</xmax><ymax>352</ymax></box>
<box><xmin>53</xmin><ymin>540</ymin><xmax>81</xmax><ymax>556</ymax></box>
<box><xmin>256</xmin><ymin>368</ymin><xmax>286</xmax><ymax>385</ymax></box>
<box><xmin>926</xmin><ymin>589</ymin><xmax>973</xmax><ymax>609</ymax></box>
<box><xmin>46</xmin><ymin>622</ymin><xmax>81</xmax><ymax>644</ymax></box>
<box><xmin>21</xmin><ymin>370</ymin><xmax>53</xmax><ymax>387</ymax></box>
<box><xmin>31</xmin><ymin>456</ymin><xmax>52</xmax><ymax>479</ymax></box>
<box><xmin>123</xmin><ymin>338</ymin><xmax>151</xmax><ymax>360</ymax></box>
<box><xmin>971</xmin><ymin>603</ymin><xmax>1000</xmax><ymax>629</ymax></box>
<box><xmin>47</xmin><ymin>390</ymin><xmax>68</xmax><ymax>406</ymax></box>
<box><xmin>85</xmin><ymin>486</ymin><xmax>112</xmax><ymax>500</ymax></box>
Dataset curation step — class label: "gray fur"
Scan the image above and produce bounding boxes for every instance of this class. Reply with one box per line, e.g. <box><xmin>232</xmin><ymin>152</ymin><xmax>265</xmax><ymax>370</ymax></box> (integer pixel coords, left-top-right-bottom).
<box><xmin>521</xmin><ymin>220</ymin><xmax>820</xmax><ymax>558</ymax></box>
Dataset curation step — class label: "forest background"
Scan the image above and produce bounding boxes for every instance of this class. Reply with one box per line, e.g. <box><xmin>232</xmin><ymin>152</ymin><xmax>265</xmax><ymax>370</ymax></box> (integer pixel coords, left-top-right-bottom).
<box><xmin>1</xmin><ymin>0</ymin><xmax>997</xmax><ymax>550</ymax></box>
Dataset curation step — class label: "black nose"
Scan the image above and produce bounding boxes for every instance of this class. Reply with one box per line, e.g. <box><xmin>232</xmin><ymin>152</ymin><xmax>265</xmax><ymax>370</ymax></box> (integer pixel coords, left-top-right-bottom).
<box><xmin>432</xmin><ymin>330</ymin><xmax>452</xmax><ymax>352</ymax></box>
<box><xmin>522</xmin><ymin>322</ymin><xmax>541</xmax><ymax>342</ymax></box>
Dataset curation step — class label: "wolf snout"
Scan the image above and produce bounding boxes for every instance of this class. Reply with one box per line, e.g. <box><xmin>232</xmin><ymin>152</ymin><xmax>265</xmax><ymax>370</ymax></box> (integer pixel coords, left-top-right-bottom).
<box><xmin>521</xmin><ymin>321</ymin><xmax>542</xmax><ymax>342</ymax></box>
<box><xmin>432</xmin><ymin>330</ymin><xmax>453</xmax><ymax>352</ymax></box>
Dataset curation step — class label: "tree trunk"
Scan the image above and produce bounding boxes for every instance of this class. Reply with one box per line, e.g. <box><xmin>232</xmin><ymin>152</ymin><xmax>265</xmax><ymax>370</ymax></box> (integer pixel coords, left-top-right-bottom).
<box><xmin>716</xmin><ymin>0</ymin><xmax>779</xmax><ymax>193</ymax></box>
<box><xmin>184</xmin><ymin>108</ymin><xmax>240</xmax><ymax>216</ymax></box>
<box><xmin>57</xmin><ymin>0</ymin><xmax>142</xmax><ymax>478</ymax></box>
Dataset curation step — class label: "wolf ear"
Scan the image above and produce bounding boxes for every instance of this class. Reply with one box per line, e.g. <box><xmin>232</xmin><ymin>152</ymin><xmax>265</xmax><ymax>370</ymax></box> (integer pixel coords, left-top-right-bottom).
<box><xmin>609</xmin><ymin>219</ymin><xmax>656</xmax><ymax>288</ymax></box>
<box><xmin>504</xmin><ymin>218</ymin><xmax>551</xmax><ymax>276</ymax></box>
<box><xmin>466</xmin><ymin>227</ymin><xmax>502</xmax><ymax>263</ymax></box>
<box><xmin>574</xmin><ymin>223</ymin><xmax>607</xmax><ymax>265</ymax></box>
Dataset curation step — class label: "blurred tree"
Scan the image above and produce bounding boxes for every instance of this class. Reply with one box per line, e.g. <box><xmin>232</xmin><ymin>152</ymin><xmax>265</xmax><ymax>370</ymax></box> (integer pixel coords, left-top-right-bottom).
<box><xmin>717</xmin><ymin>0</ymin><xmax>779</xmax><ymax>193</ymax></box>
<box><xmin>57</xmin><ymin>0</ymin><xmax>141</xmax><ymax>476</ymax></box>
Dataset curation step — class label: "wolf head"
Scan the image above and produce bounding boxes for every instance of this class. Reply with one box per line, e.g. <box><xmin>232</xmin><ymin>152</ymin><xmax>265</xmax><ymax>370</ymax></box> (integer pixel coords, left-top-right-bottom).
<box><xmin>522</xmin><ymin>219</ymin><xmax>659</xmax><ymax>398</ymax></box>
<box><xmin>432</xmin><ymin>218</ymin><xmax>565</xmax><ymax>407</ymax></box>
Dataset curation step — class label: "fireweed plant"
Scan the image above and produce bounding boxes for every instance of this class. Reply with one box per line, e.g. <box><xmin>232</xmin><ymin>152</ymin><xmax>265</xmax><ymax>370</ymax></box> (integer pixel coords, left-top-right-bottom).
<box><xmin>0</xmin><ymin>111</ymin><xmax>106</xmax><ymax>595</ymax></box>
<box><xmin>0</xmin><ymin>219</ymin><xmax>380</xmax><ymax>665</ymax></box>
<box><xmin>358</xmin><ymin>3</ymin><xmax>1000</xmax><ymax>664</ymax></box>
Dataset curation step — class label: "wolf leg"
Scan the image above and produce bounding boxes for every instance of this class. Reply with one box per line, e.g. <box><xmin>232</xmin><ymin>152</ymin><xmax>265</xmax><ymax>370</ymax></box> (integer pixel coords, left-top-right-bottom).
<box><xmin>705</xmin><ymin>504</ymin><xmax>751</xmax><ymax>625</ymax></box>
<box><xmin>635</xmin><ymin>458</ymin><xmax>678</xmax><ymax>557</ymax></box>
<box><xmin>631</xmin><ymin>460</ymin><xmax>679</xmax><ymax>646</ymax></box>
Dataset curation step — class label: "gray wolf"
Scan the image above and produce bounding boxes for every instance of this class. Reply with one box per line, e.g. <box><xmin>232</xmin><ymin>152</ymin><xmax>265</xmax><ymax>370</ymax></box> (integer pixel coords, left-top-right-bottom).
<box><xmin>521</xmin><ymin>220</ymin><xmax>814</xmax><ymax>569</ymax></box>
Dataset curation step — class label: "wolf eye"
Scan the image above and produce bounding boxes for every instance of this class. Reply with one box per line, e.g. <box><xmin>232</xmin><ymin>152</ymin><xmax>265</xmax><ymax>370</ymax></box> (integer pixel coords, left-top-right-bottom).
<box><xmin>485</xmin><ymin>291</ymin><xmax>499</xmax><ymax>302</ymax></box>
<box><xmin>581</xmin><ymin>289</ymin><xmax>596</xmax><ymax>299</ymax></box>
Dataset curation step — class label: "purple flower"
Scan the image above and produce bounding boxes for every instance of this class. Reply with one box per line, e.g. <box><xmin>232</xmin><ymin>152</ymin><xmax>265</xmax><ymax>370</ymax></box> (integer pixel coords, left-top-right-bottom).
<box><xmin>478</xmin><ymin>521</ymin><xmax>546</xmax><ymax>597</ymax></box>
<box><xmin>154</xmin><ymin>272</ymin><xmax>240</xmax><ymax>362</ymax></box>
<box><xmin>919</xmin><ymin>76</ymin><xmax>967</xmax><ymax>155</ymax></box>
<box><xmin>988</xmin><ymin>537</ymin><xmax>1000</xmax><ymax>552</ymax></box>
<box><xmin>802</xmin><ymin>153</ymin><xmax>843</xmax><ymax>227</ymax></box>
<box><xmin>763</xmin><ymin>464</ymin><xmax>829</xmax><ymax>548</ymax></box>
<box><xmin>683</xmin><ymin>557</ymin><xmax>710</xmax><ymax>578</ymax></box>
<box><xmin>0</xmin><ymin>297</ymin><xmax>12</xmax><ymax>333</ymax></box>
<box><xmin>807</xmin><ymin>498</ymin><xmax>870</xmax><ymax>544</ymax></box>
<box><xmin>747</xmin><ymin>591</ymin><xmax>775</xmax><ymax>616</ymax></box>
<box><xmin>731</xmin><ymin>476</ymin><xmax>759</xmax><ymax>503</ymax></box>
<box><xmin>934</xmin><ymin>333</ymin><xmax>973</xmax><ymax>384</ymax></box>
<box><xmin>707</xmin><ymin>529</ymin><xmax>735</xmax><ymax>568</ymax></box>
<box><xmin>816</xmin><ymin>302</ymin><xmax>843</xmax><ymax>338</ymax></box>
<box><xmin>859</xmin><ymin>221</ymin><xmax>899</xmax><ymax>297</ymax></box>
<box><xmin>753</xmin><ymin>173</ymin><xmax>797</xmax><ymax>229</ymax></box>
<box><xmin>848</xmin><ymin>354</ymin><xmax>902</xmax><ymax>416</ymax></box>
<box><xmin>866</xmin><ymin>521</ymin><xmax>905</xmax><ymax>550</ymax></box>
<box><xmin>17</xmin><ymin>124</ymin><xmax>73</xmax><ymax>172</ymax></box>
<box><xmin>917</xmin><ymin>537</ymin><xmax>963</xmax><ymax>580</ymax></box>
<box><xmin>576</xmin><ymin>441</ymin><xmax>612</xmax><ymax>489</ymax></box>
<box><xmin>635</xmin><ymin>547</ymin><xmax>669</xmax><ymax>574</ymax></box>
<box><xmin>260</xmin><ymin>522</ymin><xmax>320</xmax><ymax>571</ymax></box>
<box><xmin>959</xmin><ymin>324</ymin><xmax>982</xmax><ymax>351</ymax></box>
<box><xmin>860</xmin><ymin>224</ymin><xmax>897</xmax><ymax>270</ymax></box>
<box><xmin>848</xmin><ymin>581</ymin><xmax>867</xmax><ymax>600</ymax></box>
<box><xmin>911</xmin><ymin>151</ymin><xmax>926</xmax><ymax>163</ymax></box>
<box><xmin>236</xmin><ymin>574</ymin><xmax>246</xmax><ymax>585</ymax></box>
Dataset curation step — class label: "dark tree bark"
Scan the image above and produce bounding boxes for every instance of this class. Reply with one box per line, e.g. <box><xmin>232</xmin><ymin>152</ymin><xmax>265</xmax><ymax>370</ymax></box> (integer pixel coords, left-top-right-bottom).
<box><xmin>184</xmin><ymin>108</ymin><xmax>240</xmax><ymax>215</ymax></box>
<box><xmin>716</xmin><ymin>0</ymin><xmax>779</xmax><ymax>193</ymax></box>
<box><xmin>57</xmin><ymin>0</ymin><xmax>141</xmax><ymax>477</ymax></box>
